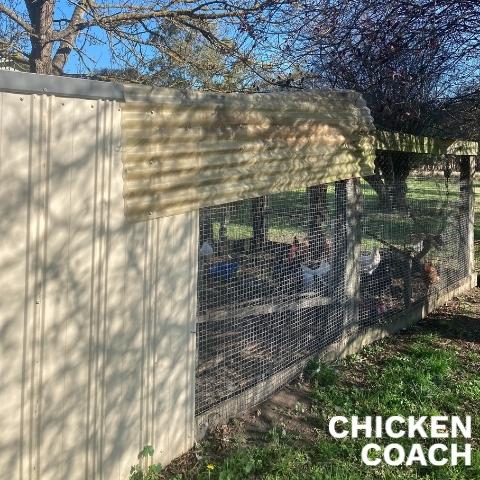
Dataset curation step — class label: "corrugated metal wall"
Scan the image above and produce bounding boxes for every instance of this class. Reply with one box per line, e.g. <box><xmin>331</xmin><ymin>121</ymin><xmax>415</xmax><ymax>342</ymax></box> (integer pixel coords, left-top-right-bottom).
<box><xmin>122</xmin><ymin>86</ymin><xmax>375</xmax><ymax>221</ymax></box>
<box><xmin>0</xmin><ymin>91</ymin><xmax>198</xmax><ymax>479</ymax></box>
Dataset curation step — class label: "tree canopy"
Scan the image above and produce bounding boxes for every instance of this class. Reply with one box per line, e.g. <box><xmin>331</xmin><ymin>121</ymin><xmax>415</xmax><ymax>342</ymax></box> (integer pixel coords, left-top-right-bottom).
<box><xmin>0</xmin><ymin>0</ymin><xmax>289</xmax><ymax>82</ymax></box>
<box><xmin>1</xmin><ymin>0</ymin><xmax>480</xmax><ymax>132</ymax></box>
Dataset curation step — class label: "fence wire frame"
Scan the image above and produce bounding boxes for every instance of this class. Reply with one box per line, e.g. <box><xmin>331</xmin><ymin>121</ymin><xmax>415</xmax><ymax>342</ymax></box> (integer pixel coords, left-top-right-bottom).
<box><xmin>195</xmin><ymin>172</ymin><xmax>470</xmax><ymax>417</ymax></box>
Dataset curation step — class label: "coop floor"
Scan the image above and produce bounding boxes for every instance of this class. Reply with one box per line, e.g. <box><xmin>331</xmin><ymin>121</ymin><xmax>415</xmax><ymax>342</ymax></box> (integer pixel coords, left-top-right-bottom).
<box><xmin>165</xmin><ymin>287</ymin><xmax>480</xmax><ymax>479</ymax></box>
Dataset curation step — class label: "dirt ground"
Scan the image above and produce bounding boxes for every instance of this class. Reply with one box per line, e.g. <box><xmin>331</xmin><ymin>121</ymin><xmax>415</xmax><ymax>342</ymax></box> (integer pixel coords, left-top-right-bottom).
<box><xmin>164</xmin><ymin>285</ymin><xmax>480</xmax><ymax>478</ymax></box>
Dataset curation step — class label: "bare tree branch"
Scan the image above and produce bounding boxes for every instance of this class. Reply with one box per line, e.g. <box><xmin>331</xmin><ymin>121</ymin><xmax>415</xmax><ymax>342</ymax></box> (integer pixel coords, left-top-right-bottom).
<box><xmin>52</xmin><ymin>1</ymin><xmax>87</xmax><ymax>73</ymax></box>
<box><xmin>0</xmin><ymin>3</ymin><xmax>34</xmax><ymax>34</ymax></box>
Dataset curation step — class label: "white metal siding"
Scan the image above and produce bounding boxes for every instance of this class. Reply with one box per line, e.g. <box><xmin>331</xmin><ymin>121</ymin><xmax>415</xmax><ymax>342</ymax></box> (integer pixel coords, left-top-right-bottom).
<box><xmin>0</xmin><ymin>92</ymin><xmax>197</xmax><ymax>480</ymax></box>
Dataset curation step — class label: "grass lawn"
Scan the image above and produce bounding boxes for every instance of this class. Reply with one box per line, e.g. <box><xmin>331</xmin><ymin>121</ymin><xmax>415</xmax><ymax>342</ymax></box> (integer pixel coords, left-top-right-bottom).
<box><xmin>162</xmin><ymin>289</ymin><xmax>480</xmax><ymax>479</ymax></box>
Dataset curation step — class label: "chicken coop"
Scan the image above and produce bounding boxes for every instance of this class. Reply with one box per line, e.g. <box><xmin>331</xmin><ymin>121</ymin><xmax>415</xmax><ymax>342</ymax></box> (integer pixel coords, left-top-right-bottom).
<box><xmin>0</xmin><ymin>70</ymin><xmax>477</xmax><ymax>480</ymax></box>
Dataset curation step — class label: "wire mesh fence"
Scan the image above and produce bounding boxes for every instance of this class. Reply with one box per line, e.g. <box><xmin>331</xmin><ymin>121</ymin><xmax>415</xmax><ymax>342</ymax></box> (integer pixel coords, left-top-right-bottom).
<box><xmin>359</xmin><ymin>174</ymin><xmax>468</xmax><ymax>328</ymax></box>
<box><xmin>195</xmin><ymin>172</ymin><xmax>470</xmax><ymax>417</ymax></box>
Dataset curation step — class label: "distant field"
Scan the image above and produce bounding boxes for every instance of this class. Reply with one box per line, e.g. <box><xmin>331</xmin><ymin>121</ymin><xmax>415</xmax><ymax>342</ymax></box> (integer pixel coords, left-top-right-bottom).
<box><xmin>208</xmin><ymin>176</ymin><xmax>461</xmax><ymax>251</ymax></box>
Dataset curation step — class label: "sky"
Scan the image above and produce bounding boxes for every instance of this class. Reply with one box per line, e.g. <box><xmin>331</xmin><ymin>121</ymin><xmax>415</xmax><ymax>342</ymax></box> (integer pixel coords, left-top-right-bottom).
<box><xmin>55</xmin><ymin>0</ymin><xmax>113</xmax><ymax>73</ymax></box>
<box><xmin>5</xmin><ymin>0</ymin><xmax>139</xmax><ymax>73</ymax></box>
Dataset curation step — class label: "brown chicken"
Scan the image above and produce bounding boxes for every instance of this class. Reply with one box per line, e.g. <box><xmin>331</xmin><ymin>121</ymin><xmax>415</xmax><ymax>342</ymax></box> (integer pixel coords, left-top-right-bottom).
<box><xmin>423</xmin><ymin>261</ymin><xmax>440</xmax><ymax>285</ymax></box>
<box><xmin>288</xmin><ymin>236</ymin><xmax>310</xmax><ymax>262</ymax></box>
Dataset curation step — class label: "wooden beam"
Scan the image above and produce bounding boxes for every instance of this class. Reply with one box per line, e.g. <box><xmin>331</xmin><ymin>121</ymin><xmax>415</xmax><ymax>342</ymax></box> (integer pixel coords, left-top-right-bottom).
<box><xmin>197</xmin><ymin>294</ymin><xmax>333</xmax><ymax>323</ymax></box>
<box><xmin>343</xmin><ymin>178</ymin><xmax>362</xmax><ymax>327</ymax></box>
<box><xmin>375</xmin><ymin>130</ymin><xmax>478</xmax><ymax>156</ymax></box>
<box><xmin>460</xmin><ymin>156</ymin><xmax>476</xmax><ymax>279</ymax></box>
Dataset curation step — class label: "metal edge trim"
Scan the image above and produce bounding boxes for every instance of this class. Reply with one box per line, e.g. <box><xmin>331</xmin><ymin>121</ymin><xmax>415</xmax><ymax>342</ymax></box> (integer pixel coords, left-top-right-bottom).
<box><xmin>0</xmin><ymin>70</ymin><xmax>125</xmax><ymax>101</ymax></box>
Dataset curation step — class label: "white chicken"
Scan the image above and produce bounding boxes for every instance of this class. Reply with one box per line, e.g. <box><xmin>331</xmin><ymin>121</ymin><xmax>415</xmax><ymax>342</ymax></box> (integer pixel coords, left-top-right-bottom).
<box><xmin>199</xmin><ymin>240</ymin><xmax>214</xmax><ymax>259</ymax></box>
<box><xmin>301</xmin><ymin>262</ymin><xmax>331</xmax><ymax>287</ymax></box>
<box><xmin>359</xmin><ymin>247</ymin><xmax>381</xmax><ymax>275</ymax></box>
<box><xmin>412</xmin><ymin>240</ymin><xmax>424</xmax><ymax>253</ymax></box>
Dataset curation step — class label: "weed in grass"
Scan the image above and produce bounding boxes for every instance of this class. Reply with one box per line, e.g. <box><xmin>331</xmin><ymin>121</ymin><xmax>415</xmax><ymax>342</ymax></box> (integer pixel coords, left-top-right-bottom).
<box><xmin>304</xmin><ymin>359</ymin><xmax>338</xmax><ymax>387</ymax></box>
<box><xmin>266</xmin><ymin>425</ymin><xmax>287</xmax><ymax>446</ymax></box>
<box><xmin>129</xmin><ymin>445</ymin><xmax>162</xmax><ymax>480</ymax></box>
<box><xmin>362</xmin><ymin>342</ymin><xmax>386</xmax><ymax>355</ymax></box>
<box><xmin>230</xmin><ymin>431</ymin><xmax>248</xmax><ymax>448</ymax></box>
<box><xmin>294</xmin><ymin>401</ymin><xmax>307</xmax><ymax>415</ymax></box>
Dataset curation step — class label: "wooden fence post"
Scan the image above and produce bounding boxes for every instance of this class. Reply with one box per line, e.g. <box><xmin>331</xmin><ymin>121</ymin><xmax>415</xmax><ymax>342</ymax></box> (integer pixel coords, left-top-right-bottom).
<box><xmin>252</xmin><ymin>196</ymin><xmax>268</xmax><ymax>251</ymax></box>
<box><xmin>199</xmin><ymin>207</ymin><xmax>214</xmax><ymax>244</ymax></box>
<box><xmin>308</xmin><ymin>185</ymin><xmax>328</xmax><ymax>258</ymax></box>
<box><xmin>403</xmin><ymin>257</ymin><xmax>413</xmax><ymax>308</ymax></box>
<box><xmin>333</xmin><ymin>181</ymin><xmax>347</xmax><ymax>300</ymax></box>
<box><xmin>334</xmin><ymin>178</ymin><xmax>362</xmax><ymax>330</ymax></box>
<box><xmin>219</xmin><ymin>204</ymin><xmax>231</xmax><ymax>244</ymax></box>
<box><xmin>460</xmin><ymin>155</ymin><xmax>476</xmax><ymax>285</ymax></box>
<box><xmin>345</xmin><ymin>178</ymin><xmax>362</xmax><ymax>327</ymax></box>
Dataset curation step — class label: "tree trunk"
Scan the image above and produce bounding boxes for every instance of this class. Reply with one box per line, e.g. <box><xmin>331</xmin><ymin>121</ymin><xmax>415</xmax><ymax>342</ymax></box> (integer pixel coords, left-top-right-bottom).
<box><xmin>252</xmin><ymin>196</ymin><xmax>268</xmax><ymax>251</ymax></box>
<box><xmin>389</xmin><ymin>152</ymin><xmax>410</xmax><ymax>211</ymax></box>
<box><xmin>26</xmin><ymin>0</ymin><xmax>55</xmax><ymax>73</ymax></box>
<box><xmin>365</xmin><ymin>151</ymin><xmax>412</xmax><ymax>211</ymax></box>
<box><xmin>363</xmin><ymin>167</ymin><xmax>391</xmax><ymax>211</ymax></box>
<box><xmin>391</xmin><ymin>178</ymin><xmax>408</xmax><ymax>210</ymax></box>
<box><xmin>51</xmin><ymin>5</ymin><xmax>86</xmax><ymax>74</ymax></box>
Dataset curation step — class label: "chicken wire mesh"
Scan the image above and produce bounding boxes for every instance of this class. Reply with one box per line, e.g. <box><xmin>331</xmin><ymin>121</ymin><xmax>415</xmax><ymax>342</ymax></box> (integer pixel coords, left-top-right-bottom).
<box><xmin>195</xmin><ymin>172</ymin><xmax>470</xmax><ymax>416</ymax></box>
<box><xmin>359</xmin><ymin>174</ymin><xmax>468</xmax><ymax>327</ymax></box>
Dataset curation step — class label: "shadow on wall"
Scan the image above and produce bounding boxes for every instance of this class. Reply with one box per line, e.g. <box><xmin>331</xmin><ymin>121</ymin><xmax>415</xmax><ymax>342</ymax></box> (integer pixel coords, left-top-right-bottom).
<box><xmin>0</xmin><ymin>92</ymin><xmax>197</xmax><ymax>480</ymax></box>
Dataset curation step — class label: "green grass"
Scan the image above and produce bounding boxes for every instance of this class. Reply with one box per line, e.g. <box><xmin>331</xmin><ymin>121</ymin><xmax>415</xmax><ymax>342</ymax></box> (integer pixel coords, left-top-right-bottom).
<box><xmin>173</xmin><ymin>331</ymin><xmax>480</xmax><ymax>479</ymax></box>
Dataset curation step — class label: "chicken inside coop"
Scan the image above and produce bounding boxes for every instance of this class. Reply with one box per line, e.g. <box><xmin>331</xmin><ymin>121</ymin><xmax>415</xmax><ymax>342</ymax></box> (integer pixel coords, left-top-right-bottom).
<box><xmin>358</xmin><ymin>247</ymin><xmax>394</xmax><ymax>321</ymax></box>
<box><xmin>358</xmin><ymin>237</ymin><xmax>445</xmax><ymax>326</ymax></box>
<box><xmin>197</xmin><ymin>229</ymin><xmax>337</xmax><ymax>315</ymax></box>
<box><xmin>278</xmin><ymin>235</ymin><xmax>333</xmax><ymax>294</ymax></box>
<box><xmin>359</xmin><ymin>247</ymin><xmax>381</xmax><ymax>275</ymax></box>
<box><xmin>423</xmin><ymin>261</ymin><xmax>440</xmax><ymax>286</ymax></box>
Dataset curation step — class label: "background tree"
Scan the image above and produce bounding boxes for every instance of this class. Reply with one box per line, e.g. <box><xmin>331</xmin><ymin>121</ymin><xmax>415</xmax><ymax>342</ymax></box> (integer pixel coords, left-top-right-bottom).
<box><xmin>437</xmin><ymin>86</ymin><xmax>480</xmax><ymax>141</ymax></box>
<box><xmin>307</xmin><ymin>1</ymin><xmax>478</xmax><ymax>209</ymax></box>
<box><xmin>92</xmin><ymin>24</ymin><xmax>250</xmax><ymax>91</ymax></box>
<box><xmin>0</xmin><ymin>0</ymin><xmax>288</xmax><ymax>81</ymax></box>
<box><xmin>258</xmin><ymin>0</ymin><xmax>480</xmax><ymax>208</ymax></box>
